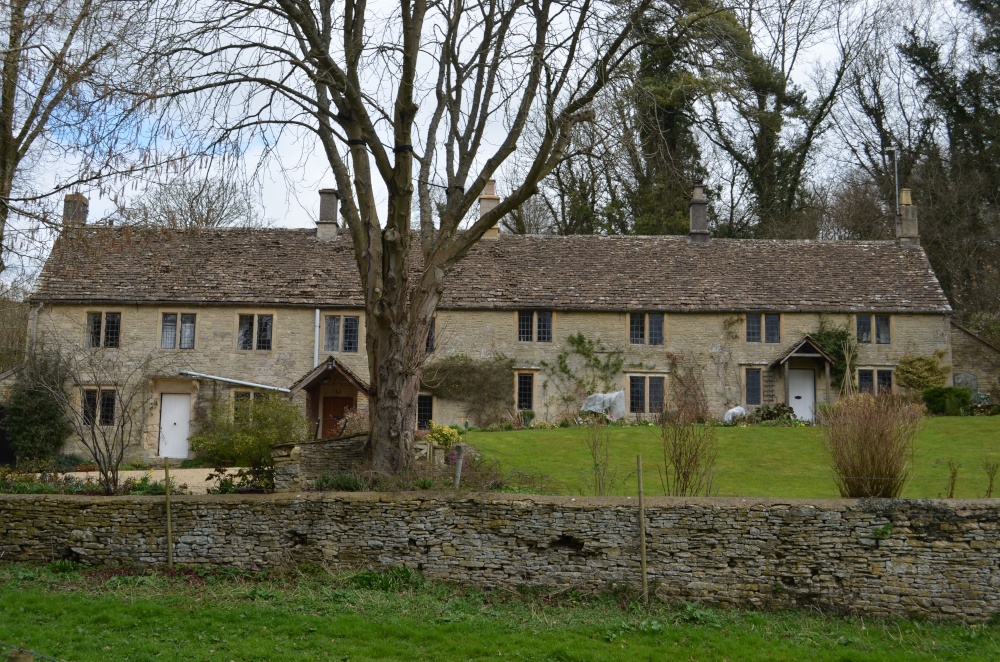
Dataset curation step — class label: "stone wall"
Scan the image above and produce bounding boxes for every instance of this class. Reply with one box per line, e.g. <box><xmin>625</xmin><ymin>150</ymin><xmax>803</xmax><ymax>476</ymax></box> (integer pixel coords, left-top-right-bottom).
<box><xmin>2</xmin><ymin>493</ymin><xmax>998</xmax><ymax>620</ymax></box>
<box><xmin>272</xmin><ymin>434</ymin><xmax>368</xmax><ymax>491</ymax></box>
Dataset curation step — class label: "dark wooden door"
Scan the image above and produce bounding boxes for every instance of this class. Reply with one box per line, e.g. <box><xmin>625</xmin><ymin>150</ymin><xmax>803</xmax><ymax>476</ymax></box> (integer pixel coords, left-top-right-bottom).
<box><xmin>321</xmin><ymin>397</ymin><xmax>354</xmax><ymax>438</ymax></box>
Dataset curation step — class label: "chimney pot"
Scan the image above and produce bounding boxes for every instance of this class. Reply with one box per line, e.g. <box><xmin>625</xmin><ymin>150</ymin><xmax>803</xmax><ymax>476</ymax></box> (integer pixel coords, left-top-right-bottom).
<box><xmin>479</xmin><ymin>178</ymin><xmax>501</xmax><ymax>239</ymax></box>
<box><xmin>899</xmin><ymin>188</ymin><xmax>912</xmax><ymax>207</ymax></box>
<box><xmin>688</xmin><ymin>180</ymin><xmax>710</xmax><ymax>244</ymax></box>
<box><xmin>62</xmin><ymin>193</ymin><xmax>89</xmax><ymax>229</ymax></box>
<box><xmin>317</xmin><ymin>188</ymin><xmax>339</xmax><ymax>241</ymax></box>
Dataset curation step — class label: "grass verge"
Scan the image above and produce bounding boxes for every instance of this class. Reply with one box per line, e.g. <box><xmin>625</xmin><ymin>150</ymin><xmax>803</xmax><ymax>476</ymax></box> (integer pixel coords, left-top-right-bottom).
<box><xmin>1</xmin><ymin>562</ymin><xmax>998</xmax><ymax>661</ymax></box>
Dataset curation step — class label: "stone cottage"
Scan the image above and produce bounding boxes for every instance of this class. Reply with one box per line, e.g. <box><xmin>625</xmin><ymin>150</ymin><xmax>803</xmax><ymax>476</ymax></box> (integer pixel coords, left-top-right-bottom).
<box><xmin>24</xmin><ymin>184</ymin><xmax>957</xmax><ymax>460</ymax></box>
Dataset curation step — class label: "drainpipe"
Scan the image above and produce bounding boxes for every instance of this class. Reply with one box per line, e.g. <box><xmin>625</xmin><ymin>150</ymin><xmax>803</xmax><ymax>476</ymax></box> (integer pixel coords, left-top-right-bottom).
<box><xmin>314</xmin><ymin>309</ymin><xmax>320</xmax><ymax>367</ymax></box>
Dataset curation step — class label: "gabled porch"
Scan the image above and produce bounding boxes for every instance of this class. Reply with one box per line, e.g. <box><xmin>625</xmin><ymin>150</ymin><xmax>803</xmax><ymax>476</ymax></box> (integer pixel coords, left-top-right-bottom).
<box><xmin>289</xmin><ymin>357</ymin><xmax>372</xmax><ymax>439</ymax></box>
<box><xmin>770</xmin><ymin>335</ymin><xmax>836</xmax><ymax>421</ymax></box>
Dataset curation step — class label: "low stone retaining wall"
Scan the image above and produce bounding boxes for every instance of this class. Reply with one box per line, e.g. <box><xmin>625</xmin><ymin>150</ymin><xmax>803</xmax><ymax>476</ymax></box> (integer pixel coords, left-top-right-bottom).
<box><xmin>1</xmin><ymin>493</ymin><xmax>998</xmax><ymax>619</ymax></box>
<box><xmin>271</xmin><ymin>435</ymin><xmax>367</xmax><ymax>491</ymax></box>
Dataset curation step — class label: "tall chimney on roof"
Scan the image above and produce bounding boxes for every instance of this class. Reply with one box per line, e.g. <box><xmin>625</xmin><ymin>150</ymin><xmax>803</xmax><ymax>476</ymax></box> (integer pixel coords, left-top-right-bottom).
<box><xmin>480</xmin><ymin>179</ymin><xmax>501</xmax><ymax>239</ymax></box>
<box><xmin>316</xmin><ymin>188</ymin><xmax>339</xmax><ymax>241</ymax></box>
<box><xmin>688</xmin><ymin>180</ymin><xmax>710</xmax><ymax>244</ymax></box>
<box><xmin>62</xmin><ymin>193</ymin><xmax>88</xmax><ymax>229</ymax></box>
<box><xmin>897</xmin><ymin>188</ymin><xmax>919</xmax><ymax>245</ymax></box>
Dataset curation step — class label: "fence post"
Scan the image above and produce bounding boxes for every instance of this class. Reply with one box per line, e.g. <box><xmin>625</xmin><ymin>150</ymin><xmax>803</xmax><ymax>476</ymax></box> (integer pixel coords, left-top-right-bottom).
<box><xmin>165</xmin><ymin>457</ymin><xmax>173</xmax><ymax>569</ymax></box>
<box><xmin>637</xmin><ymin>453</ymin><xmax>648</xmax><ymax>604</ymax></box>
<box><xmin>453</xmin><ymin>444</ymin><xmax>465</xmax><ymax>488</ymax></box>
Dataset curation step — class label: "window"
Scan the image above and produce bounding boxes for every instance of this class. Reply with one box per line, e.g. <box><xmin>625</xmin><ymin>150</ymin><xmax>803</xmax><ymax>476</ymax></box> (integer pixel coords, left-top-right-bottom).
<box><xmin>764</xmin><ymin>314</ymin><xmax>780</xmax><ymax>343</ymax></box>
<box><xmin>417</xmin><ymin>394</ymin><xmax>433</xmax><ymax>430</ymax></box>
<box><xmin>517</xmin><ymin>311</ymin><xmax>553</xmax><ymax>343</ymax></box>
<box><xmin>323</xmin><ymin>315</ymin><xmax>360</xmax><ymax>353</ymax></box>
<box><xmin>630</xmin><ymin>313</ymin><xmax>664</xmax><ymax>346</ymax></box>
<box><xmin>745</xmin><ymin>368</ymin><xmax>762</xmax><ymax>406</ymax></box>
<box><xmin>161</xmin><ymin>313</ymin><xmax>196</xmax><ymax>350</ymax></box>
<box><xmin>628</xmin><ymin>375</ymin><xmax>666</xmax><ymax>414</ymax></box>
<box><xmin>746</xmin><ymin>314</ymin><xmax>762</xmax><ymax>343</ymax></box>
<box><xmin>86</xmin><ymin>312</ymin><xmax>121</xmax><ymax>348</ymax></box>
<box><xmin>858</xmin><ymin>369</ymin><xmax>893</xmax><ymax>394</ymax></box>
<box><xmin>516</xmin><ymin>373</ymin><xmax>534</xmax><ymax>410</ymax></box>
<box><xmin>232</xmin><ymin>389</ymin><xmax>264</xmax><ymax>421</ymax></box>
<box><xmin>82</xmin><ymin>388</ymin><xmax>116</xmax><ymax>426</ymax></box>
<box><xmin>857</xmin><ymin>315</ymin><xmax>890</xmax><ymax>344</ymax></box>
<box><xmin>630</xmin><ymin>313</ymin><xmax>645</xmax><ymax>344</ymax></box>
<box><xmin>425</xmin><ymin>318</ymin><xmax>436</xmax><ymax>353</ymax></box>
<box><xmin>237</xmin><ymin>314</ymin><xmax>274</xmax><ymax>351</ymax></box>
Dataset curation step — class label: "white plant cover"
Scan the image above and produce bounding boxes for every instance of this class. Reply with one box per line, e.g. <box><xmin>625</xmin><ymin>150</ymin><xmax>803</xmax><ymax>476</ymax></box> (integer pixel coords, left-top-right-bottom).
<box><xmin>581</xmin><ymin>390</ymin><xmax>627</xmax><ymax>421</ymax></box>
<box><xmin>724</xmin><ymin>406</ymin><xmax>746</xmax><ymax>423</ymax></box>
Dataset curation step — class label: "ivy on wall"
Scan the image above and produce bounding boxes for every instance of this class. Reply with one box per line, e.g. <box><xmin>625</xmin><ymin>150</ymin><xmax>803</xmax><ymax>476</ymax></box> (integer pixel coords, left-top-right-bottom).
<box><xmin>812</xmin><ymin>316</ymin><xmax>858</xmax><ymax>391</ymax></box>
<box><xmin>422</xmin><ymin>354</ymin><xmax>515</xmax><ymax>425</ymax></box>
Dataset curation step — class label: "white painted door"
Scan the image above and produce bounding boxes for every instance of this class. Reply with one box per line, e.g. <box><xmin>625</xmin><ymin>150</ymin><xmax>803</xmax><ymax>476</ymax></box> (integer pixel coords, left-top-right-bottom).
<box><xmin>788</xmin><ymin>369</ymin><xmax>816</xmax><ymax>421</ymax></box>
<box><xmin>159</xmin><ymin>394</ymin><xmax>191</xmax><ymax>458</ymax></box>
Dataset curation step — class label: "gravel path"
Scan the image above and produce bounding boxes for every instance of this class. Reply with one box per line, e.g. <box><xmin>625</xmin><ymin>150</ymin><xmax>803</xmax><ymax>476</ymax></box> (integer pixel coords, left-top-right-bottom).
<box><xmin>64</xmin><ymin>467</ymin><xmax>221</xmax><ymax>494</ymax></box>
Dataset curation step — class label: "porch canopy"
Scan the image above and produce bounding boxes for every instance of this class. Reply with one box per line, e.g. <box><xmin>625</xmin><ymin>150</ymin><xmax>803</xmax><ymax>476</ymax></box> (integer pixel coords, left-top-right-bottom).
<box><xmin>290</xmin><ymin>357</ymin><xmax>372</xmax><ymax>439</ymax></box>
<box><xmin>770</xmin><ymin>335</ymin><xmax>836</xmax><ymax>421</ymax></box>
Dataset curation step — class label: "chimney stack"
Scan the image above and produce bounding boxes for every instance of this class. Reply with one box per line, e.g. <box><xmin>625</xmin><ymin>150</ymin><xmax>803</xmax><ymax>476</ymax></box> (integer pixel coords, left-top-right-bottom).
<box><xmin>688</xmin><ymin>180</ymin><xmax>710</xmax><ymax>244</ymax></box>
<box><xmin>316</xmin><ymin>188</ymin><xmax>339</xmax><ymax>241</ymax></box>
<box><xmin>480</xmin><ymin>179</ymin><xmax>501</xmax><ymax>239</ymax></box>
<box><xmin>898</xmin><ymin>188</ymin><xmax>919</xmax><ymax>245</ymax></box>
<box><xmin>62</xmin><ymin>193</ymin><xmax>89</xmax><ymax>229</ymax></box>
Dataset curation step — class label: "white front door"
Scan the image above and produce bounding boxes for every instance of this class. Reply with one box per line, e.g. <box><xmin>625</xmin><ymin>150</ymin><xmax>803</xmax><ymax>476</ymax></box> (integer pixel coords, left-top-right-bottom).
<box><xmin>159</xmin><ymin>394</ymin><xmax>191</xmax><ymax>458</ymax></box>
<box><xmin>788</xmin><ymin>369</ymin><xmax>816</xmax><ymax>421</ymax></box>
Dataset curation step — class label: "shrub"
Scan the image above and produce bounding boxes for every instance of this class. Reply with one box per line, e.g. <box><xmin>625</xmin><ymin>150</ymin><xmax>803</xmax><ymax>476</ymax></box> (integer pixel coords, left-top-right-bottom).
<box><xmin>314</xmin><ymin>472</ymin><xmax>371</xmax><ymax>492</ymax></box>
<box><xmin>425</xmin><ymin>420</ymin><xmax>460</xmax><ymax>449</ymax></box>
<box><xmin>658</xmin><ymin>409</ymin><xmax>717</xmax><ymax>497</ymax></box>
<box><xmin>922</xmin><ymin>387</ymin><xmax>972</xmax><ymax>416</ymax></box>
<box><xmin>818</xmin><ymin>393</ymin><xmax>923</xmax><ymax>498</ymax></box>
<box><xmin>747</xmin><ymin>403</ymin><xmax>796</xmax><ymax>424</ymax></box>
<box><xmin>2</xmin><ymin>353</ymin><xmax>73</xmax><ymax>468</ymax></box>
<box><xmin>896</xmin><ymin>352</ymin><xmax>948</xmax><ymax>391</ymax></box>
<box><xmin>423</xmin><ymin>354</ymin><xmax>515</xmax><ymax>426</ymax></box>
<box><xmin>519</xmin><ymin>409</ymin><xmax>535</xmax><ymax>427</ymax></box>
<box><xmin>190</xmin><ymin>395</ymin><xmax>308</xmax><ymax>468</ymax></box>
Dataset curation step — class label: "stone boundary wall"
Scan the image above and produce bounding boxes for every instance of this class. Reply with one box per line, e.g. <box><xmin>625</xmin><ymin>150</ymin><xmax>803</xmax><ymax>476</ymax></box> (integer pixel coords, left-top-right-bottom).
<box><xmin>2</xmin><ymin>493</ymin><xmax>998</xmax><ymax>620</ymax></box>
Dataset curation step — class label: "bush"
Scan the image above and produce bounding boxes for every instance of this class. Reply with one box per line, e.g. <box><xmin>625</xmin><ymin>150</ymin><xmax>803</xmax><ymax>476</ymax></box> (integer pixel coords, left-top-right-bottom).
<box><xmin>2</xmin><ymin>353</ymin><xmax>73</xmax><ymax>468</ymax></box>
<box><xmin>747</xmin><ymin>403</ymin><xmax>796</xmax><ymax>424</ymax></box>
<box><xmin>190</xmin><ymin>395</ymin><xmax>308</xmax><ymax>468</ymax></box>
<box><xmin>314</xmin><ymin>472</ymin><xmax>372</xmax><ymax>492</ymax></box>
<box><xmin>659</xmin><ymin>409</ymin><xmax>717</xmax><ymax>496</ymax></box>
<box><xmin>923</xmin><ymin>387</ymin><xmax>972</xmax><ymax>416</ymax></box>
<box><xmin>818</xmin><ymin>393</ymin><xmax>923</xmax><ymax>498</ymax></box>
<box><xmin>425</xmin><ymin>420</ymin><xmax>460</xmax><ymax>449</ymax></box>
<box><xmin>896</xmin><ymin>353</ymin><xmax>948</xmax><ymax>391</ymax></box>
<box><xmin>423</xmin><ymin>354</ymin><xmax>515</xmax><ymax>426</ymax></box>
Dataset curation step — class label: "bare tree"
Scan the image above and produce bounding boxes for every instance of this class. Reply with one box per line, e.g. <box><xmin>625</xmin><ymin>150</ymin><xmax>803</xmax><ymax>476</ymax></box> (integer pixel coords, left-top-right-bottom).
<box><xmin>0</xmin><ymin>278</ymin><xmax>29</xmax><ymax>371</ymax></box>
<box><xmin>163</xmin><ymin>0</ymin><xmax>655</xmax><ymax>471</ymax></box>
<box><xmin>114</xmin><ymin>173</ymin><xmax>267</xmax><ymax>229</ymax></box>
<box><xmin>0</xmin><ymin>0</ymin><xmax>176</xmax><ymax>276</ymax></box>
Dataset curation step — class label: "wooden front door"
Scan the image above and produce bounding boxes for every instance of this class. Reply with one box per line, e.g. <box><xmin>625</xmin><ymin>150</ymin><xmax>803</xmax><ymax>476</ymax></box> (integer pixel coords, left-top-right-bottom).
<box><xmin>322</xmin><ymin>396</ymin><xmax>355</xmax><ymax>438</ymax></box>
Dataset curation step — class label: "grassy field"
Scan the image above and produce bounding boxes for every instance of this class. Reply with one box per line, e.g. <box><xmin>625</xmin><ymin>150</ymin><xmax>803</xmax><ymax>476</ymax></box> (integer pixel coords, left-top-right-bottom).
<box><xmin>467</xmin><ymin>417</ymin><xmax>1000</xmax><ymax>498</ymax></box>
<box><xmin>1</xmin><ymin>562</ymin><xmax>998</xmax><ymax>661</ymax></box>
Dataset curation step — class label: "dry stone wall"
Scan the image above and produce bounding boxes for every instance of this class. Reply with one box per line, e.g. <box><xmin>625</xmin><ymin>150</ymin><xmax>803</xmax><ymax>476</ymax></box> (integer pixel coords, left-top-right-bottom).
<box><xmin>2</xmin><ymin>493</ymin><xmax>998</xmax><ymax>620</ymax></box>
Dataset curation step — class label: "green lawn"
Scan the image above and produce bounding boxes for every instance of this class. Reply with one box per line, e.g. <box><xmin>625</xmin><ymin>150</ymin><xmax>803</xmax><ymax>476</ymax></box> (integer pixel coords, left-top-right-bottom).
<box><xmin>1</xmin><ymin>563</ymin><xmax>998</xmax><ymax>661</ymax></box>
<box><xmin>467</xmin><ymin>417</ymin><xmax>1000</xmax><ymax>498</ymax></box>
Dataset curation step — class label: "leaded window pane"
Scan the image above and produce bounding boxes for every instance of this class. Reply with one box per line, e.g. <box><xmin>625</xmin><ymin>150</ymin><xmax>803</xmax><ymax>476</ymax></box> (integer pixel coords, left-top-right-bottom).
<box><xmin>342</xmin><ymin>316</ymin><xmax>359</xmax><ymax>352</ymax></box>
<box><xmin>180</xmin><ymin>314</ymin><xmax>196</xmax><ymax>349</ymax></box>
<box><xmin>764</xmin><ymin>314</ymin><xmax>780</xmax><ymax>343</ymax></box>
<box><xmin>87</xmin><ymin>313</ymin><xmax>102</xmax><ymax>348</ymax></box>
<box><xmin>517</xmin><ymin>373</ymin><xmax>534</xmax><ymax>410</ymax></box>
<box><xmin>256</xmin><ymin>315</ymin><xmax>273</xmax><ymax>351</ymax></box>
<box><xmin>103</xmin><ymin>313</ymin><xmax>121</xmax><ymax>348</ymax></box>
<box><xmin>649</xmin><ymin>377</ymin><xmax>665</xmax><ymax>413</ymax></box>
<box><xmin>417</xmin><ymin>394</ymin><xmax>433</xmax><ymax>430</ymax></box>
<box><xmin>746</xmin><ymin>369</ymin><xmax>762</xmax><ymax>406</ymax></box>
<box><xmin>425</xmin><ymin>318</ymin><xmax>436</xmax><ymax>353</ymax></box>
<box><xmin>875</xmin><ymin>315</ymin><xmax>891</xmax><ymax>344</ymax></box>
<box><xmin>83</xmin><ymin>389</ymin><xmax>98</xmax><ymax>426</ymax></box>
<box><xmin>630</xmin><ymin>313</ymin><xmax>645</xmax><ymax>344</ymax></box>
<box><xmin>857</xmin><ymin>315</ymin><xmax>872</xmax><ymax>343</ymax></box>
<box><xmin>324</xmin><ymin>316</ymin><xmax>340</xmax><ymax>352</ymax></box>
<box><xmin>877</xmin><ymin>370</ymin><xmax>893</xmax><ymax>394</ymax></box>
<box><xmin>536</xmin><ymin>311</ymin><xmax>552</xmax><ymax>343</ymax></box>
<box><xmin>648</xmin><ymin>314</ymin><xmax>664</xmax><ymax>346</ymax></box>
<box><xmin>161</xmin><ymin>313</ymin><xmax>177</xmax><ymax>349</ymax></box>
<box><xmin>518</xmin><ymin>311</ymin><xmax>533</xmax><ymax>342</ymax></box>
<box><xmin>237</xmin><ymin>315</ymin><xmax>254</xmax><ymax>350</ymax></box>
<box><xmin>629</xmin><ymin>376</ymin><xmax>646</xmax><ymax>413</ymax></box>
<box><xmin>99</xmin><ymin>390</ymin><xmax>116</xmax><ymax>426</ymax></box>
<box><xmin>858</xmin><ymin>369</ymin><xmax>874</xmax><ymax>394</ymax></box>
<box><xmin>746</xmin><ymin>314</ymin><xmax>762</xmax><ymax>343</ymax></box>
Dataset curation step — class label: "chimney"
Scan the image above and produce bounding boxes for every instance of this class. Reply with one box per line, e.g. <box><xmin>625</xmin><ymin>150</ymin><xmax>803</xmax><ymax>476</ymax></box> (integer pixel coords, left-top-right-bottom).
<box><xmin>688</xmin><ymin>180</ymin><xmax>709</xmax><ymax>244</ymax></box>
<box><xmin>480</xmin><ymin>179</ymin><xmax>501</xmax><ymax>239</ymax></box>
<box><xmin>898</xmin><ymin>188</ymin><xmax>919</xmax><ymax>245</ymax></box>
<box><xmin>62</xmin><ymin>193</ymin><xmax>89</xmax><ymax>229</ymax></box>
<box><xmin>316</xmin><ymin>188</ymin><xmax>339</xmax><ymax>241</ymax></box>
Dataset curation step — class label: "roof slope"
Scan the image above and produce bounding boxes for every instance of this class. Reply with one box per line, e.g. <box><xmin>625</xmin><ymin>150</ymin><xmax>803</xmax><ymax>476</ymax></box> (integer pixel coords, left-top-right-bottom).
<box><xmin>32</xmin><ymin>228</ymin><xmax>952</xmax><ymax>313</ymax></box>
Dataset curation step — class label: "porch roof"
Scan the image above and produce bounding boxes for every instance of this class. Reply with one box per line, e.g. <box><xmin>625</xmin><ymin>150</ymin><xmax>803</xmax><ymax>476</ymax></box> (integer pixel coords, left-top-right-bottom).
<box><xmin>772</xmin><ymin>335</ymin><xmax>836</xmax><ymax>367</ymax></box>
<box><xmin>289</xmin><ymin>356</ymin><xmax>372</xmax><ymax>396</ymax></box>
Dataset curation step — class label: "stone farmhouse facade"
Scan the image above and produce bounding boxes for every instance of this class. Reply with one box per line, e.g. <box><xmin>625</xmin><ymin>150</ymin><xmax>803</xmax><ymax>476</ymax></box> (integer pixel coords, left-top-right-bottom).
<box><xmin>26</xmin><ymin>186</ymin><xmax>958</xmax><ymax>461</ymax></box>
